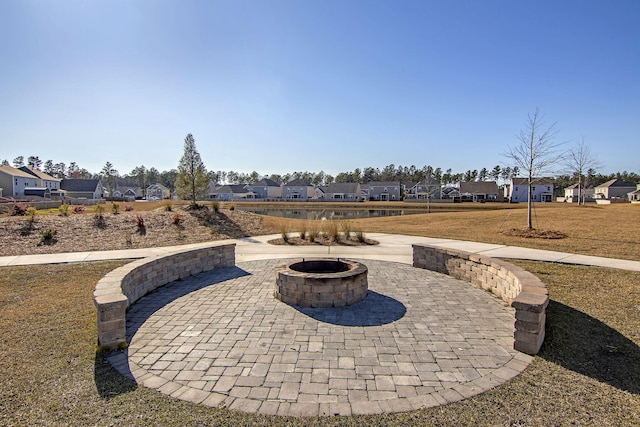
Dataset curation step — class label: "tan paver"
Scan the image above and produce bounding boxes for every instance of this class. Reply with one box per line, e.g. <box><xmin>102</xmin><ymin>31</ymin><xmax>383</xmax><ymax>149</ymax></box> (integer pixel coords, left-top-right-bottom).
<box><xmin>108</xmin><ymin>258</ymin><xmax>532</xmax><ymax>417</ymax></box>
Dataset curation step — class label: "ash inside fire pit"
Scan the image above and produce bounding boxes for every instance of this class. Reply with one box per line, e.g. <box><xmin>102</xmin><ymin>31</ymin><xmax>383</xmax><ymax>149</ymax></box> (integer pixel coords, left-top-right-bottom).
<box><xmin>274</xmin><ymin>258</ymin><xmax>368</xmax><ymax>308</ymax></box>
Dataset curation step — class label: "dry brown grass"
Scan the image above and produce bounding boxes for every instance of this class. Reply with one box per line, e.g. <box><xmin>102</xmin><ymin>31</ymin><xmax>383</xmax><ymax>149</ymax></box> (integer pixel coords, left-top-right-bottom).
<box><xmin>1</xmin><ymin>260</ymin><xmax>639</xmax><ymax>425</ymax></box>
<box><xmin>262</xmin><ymin>203</ymin><xmax>640</xmax><ymax>261</ymax></box>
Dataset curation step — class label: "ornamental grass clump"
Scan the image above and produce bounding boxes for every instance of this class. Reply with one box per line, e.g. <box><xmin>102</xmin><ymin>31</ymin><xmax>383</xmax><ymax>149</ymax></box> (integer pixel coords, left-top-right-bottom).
<box><xmin>40</xmin><ymin>228</ymin><xmax>57</xmax><ymax>245</ymax></box>
<box><xmin>323</xmin><ymin>220</ymin><xmax>339</xmax><ymax>243</ymax></box>
<box><xmin>58</xmin><ymin>203</ymin><xmax>70</xmax><ymax>216</ymax></box>
<box><xmin>111</xmin><ymin>202</ymin><xmax>120</xmax><ymax>215</ymax></box>
<box><xmin>307</xmin><ymin>221</ymin><xmax>319</xmax><ymax>243</ymax></box>
<box><xmin>93</xmin><ymin>204</ymin><xmax>106</xmax><ymax>228</ymax></box>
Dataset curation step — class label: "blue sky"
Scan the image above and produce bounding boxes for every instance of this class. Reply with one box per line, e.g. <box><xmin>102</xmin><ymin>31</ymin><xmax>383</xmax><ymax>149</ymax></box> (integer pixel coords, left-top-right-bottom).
<box><xmin>1</xmin><ymin>0</ymin><xmax>638</xmax><ymax>178</ymax></box>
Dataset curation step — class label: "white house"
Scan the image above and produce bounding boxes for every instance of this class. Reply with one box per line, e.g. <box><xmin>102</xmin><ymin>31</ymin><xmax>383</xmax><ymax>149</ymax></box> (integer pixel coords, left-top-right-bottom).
<box><xmin>146</xmin><ymin>183</ymin><xmax>171</xmax><ymax>200</ymax></box>
<box><xmin>0</xmin><ymin>165</ymin><xmax>39</xmax><ymax>197</ymax></box>
<box><xmin>505</xmin><ymin>178</ymin><xmax>554</xmax><ymax>203</ymax></box>
<box><xmin>563</xmin><ymin>183</ymin><xmax>595</xmax><ymax>203</ymax></box>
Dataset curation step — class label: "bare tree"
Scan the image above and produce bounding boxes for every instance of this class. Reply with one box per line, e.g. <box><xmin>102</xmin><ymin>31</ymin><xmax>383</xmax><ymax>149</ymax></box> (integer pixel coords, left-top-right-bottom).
<box><xmin>504</xmin><ymin>108</ymin><xmax>564</xmax><ymax>229</ymax></box>
<box><xmin>565</xmin><ymin>137</ymin><xmax>602</xmax><ymax>205</ymax></box>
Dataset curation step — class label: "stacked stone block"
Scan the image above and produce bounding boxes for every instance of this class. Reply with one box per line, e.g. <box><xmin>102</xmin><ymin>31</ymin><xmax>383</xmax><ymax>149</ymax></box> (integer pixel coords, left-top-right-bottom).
<box><xmin>94</xmin><ymin>243</ymin><xmax>236</xmax><ymax>350</ymax></box>
<box><xmin>274</xmin><ymin>259</ymin><xmax>368</xmax><ymax>308</ymax></box>
<box><xmin>412</xmin><ymin>244</ymin><xmax>548</xmax><ymax>355</ymax></box>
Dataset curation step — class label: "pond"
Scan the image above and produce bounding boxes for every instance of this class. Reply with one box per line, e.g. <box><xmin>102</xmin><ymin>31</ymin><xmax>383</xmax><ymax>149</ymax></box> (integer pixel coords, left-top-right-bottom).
<box><xmin>237</xmin><ymin>207</ymin><xmax>432</xmax><ymax>220</ymax></box>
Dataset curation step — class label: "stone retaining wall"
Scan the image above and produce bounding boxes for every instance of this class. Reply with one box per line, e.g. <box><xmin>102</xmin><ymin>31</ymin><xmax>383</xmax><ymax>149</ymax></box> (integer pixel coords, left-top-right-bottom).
<box><xmin>94</xmin><ymin>243</ymin><xmax>236</xmax><ymax>350</ymax></box>
<box><xmin>412</xmin><ymin>244</ymin><xmax>548</xmax><ymax>355</ymax></box>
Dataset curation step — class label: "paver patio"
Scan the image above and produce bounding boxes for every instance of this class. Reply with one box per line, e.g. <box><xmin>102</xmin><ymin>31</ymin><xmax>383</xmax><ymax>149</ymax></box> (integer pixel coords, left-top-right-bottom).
<box><xmin>106</xmin><ymin>258</ymin><xmax>532</xmax><ymax>416</ymax></box>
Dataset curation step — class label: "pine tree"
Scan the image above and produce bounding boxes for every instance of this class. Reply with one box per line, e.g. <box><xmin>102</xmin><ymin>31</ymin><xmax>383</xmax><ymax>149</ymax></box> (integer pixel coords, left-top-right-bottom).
<box><xmin>176</xmin><ymin>133</ymin><xmax>209</xmax><ymax>206</ymax></box>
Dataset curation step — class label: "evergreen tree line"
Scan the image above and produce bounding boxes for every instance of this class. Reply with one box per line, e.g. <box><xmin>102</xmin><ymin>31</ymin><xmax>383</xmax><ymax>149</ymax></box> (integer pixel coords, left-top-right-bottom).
<box><xmin>4</xmin><ymin>155</ymin><xmax>639</xmax><ymax>193</ymax></box>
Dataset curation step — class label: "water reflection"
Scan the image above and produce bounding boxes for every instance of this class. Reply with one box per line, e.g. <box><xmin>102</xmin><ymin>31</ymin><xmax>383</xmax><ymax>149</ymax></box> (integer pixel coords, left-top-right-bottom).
<box><xmin>238</xmin><ymin>207</ymin><xmax>430</xmax><ymax>219</ymax></box>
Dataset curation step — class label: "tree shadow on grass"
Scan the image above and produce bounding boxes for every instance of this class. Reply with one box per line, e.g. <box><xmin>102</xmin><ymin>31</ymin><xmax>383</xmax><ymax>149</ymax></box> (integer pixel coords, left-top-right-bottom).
<box><xmin>540</xmin><ymin>300</ymin><xmax>640</xmax><ymax>395</ymax></box>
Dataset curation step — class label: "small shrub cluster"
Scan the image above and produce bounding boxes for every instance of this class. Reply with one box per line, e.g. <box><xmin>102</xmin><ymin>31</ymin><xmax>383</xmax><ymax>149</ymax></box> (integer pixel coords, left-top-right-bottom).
<box><xmin>72</xmin><ymin>205</ymin><xmax>85</xmax><ymax>214</ymax></box>
<box><xmin>94</xmin><ymin>205</ymin><xmax>106</xmax><ymax>228</ymax></box>
<box><xmin>172</xmin><ymin>213</ymin><xmax>183</xmax><ymax>225</ymax></box>
<box><xmin>11</xmin><ymin>201</ymin><xmax>28</xmax><ymax>216</ymax></box>
<box><xmin>124</xmin><ymin>204</ymin><xmax>134</xmax><ymax>212</ymax></box>
<box><xmin>58</xmin><ymin>203</ymin><xmax>71</xmax><ymax>216</ymax></box>
<box><xmin>40</xmin><ymin>228</ymin><xmax>57</xmax><ymax>245</ymax></box>
<box><xmin>111</xmin><ymin>203</ymin><xmax>120</xmax><ymax>215</ymax></box>
<box><xmin>211</xmin><ymin>201</ymin><xmax>220</xmax><ymax>213</ymax></box>
<box><xmin>134</xmin><ymin>214</ymin><xmax>146</xmax><ymax>234</ymax></box>
<box><xmin>25</xmin><ymin>207</ymin><xmax>38</xmax><ymax>224</ymax></box>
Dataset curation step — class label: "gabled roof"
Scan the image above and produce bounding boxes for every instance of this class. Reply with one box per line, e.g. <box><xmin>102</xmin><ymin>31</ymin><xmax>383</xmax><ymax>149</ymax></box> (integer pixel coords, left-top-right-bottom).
<box><xmin>0</xmin><ymin>165</ymin><xmax>37</xmax><ymax>179</ymax></box>
<box><xmin>595</xmin><ymin>179</ymin><xmax>637</xmax><ymax>188</ymax></box>
<box><xmin>211</xmin><ymin>185</ymin><xmax>250</xmax><ymax>194</ymax></box>
<box><xmin>324</xmin><ymin>182</ymin><xmax>360</xmax><ymax>193</ymax></box>
<box><xmin>251</xmin><ymin>178</ymin><xmax>281</xmax><ymax>187</ymax></box>
<box><xmin>284</xmin><ymin>179</ymin><xmax>313</xmax><ymax>187</ymax></box>
<box><xmin>460</xmin><ymin>181</ymin><xmax>499</xmax><ymax>194</ymax></box>
<box><xmin>362</xmin><ymin>181</ymin><xmax>401</xmax><ymax>187</ymax></box>
<box><xmin>60</xmin><ymin>179</ymin><xmax>101</xmax><ymax>192</ymax></box>
<box><xmin>19</xmin><ymin>166</ymin><xmax>61</xmax><ymax>182</ymax></box>
<box><xmin>147</xmin><ymin>183</ymin><xmax>170</xmax><ymax>190</ymax></box>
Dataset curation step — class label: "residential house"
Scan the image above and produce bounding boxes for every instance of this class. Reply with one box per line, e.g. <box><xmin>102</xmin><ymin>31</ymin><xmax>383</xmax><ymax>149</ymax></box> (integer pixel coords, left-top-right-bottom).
<box><xmin>628</xmin><ymin>184</ymin><xmax>640</xmax><ymax>202</ymax></box>
<box><xmin>210</xmin><ymin>184</ymin><xmax>254</xmax><ymax>200</ymax></box>
<box><xmin>441</xmin><ymin>186</ymin><xmax>460</xmax><ymax>200</ymax></box>
<box><xmin>563</xmin><ymin>183</ymin><xmax>595</xmax><ymax>203</ymax></box>
<box><xmin>112</xmin><ymin>186</ymin><xmax>143</xmax><ymax>200</ymax></box>
<box><xmin>246</xmin><ymin>179</ymin><xmax>282</xmax><ymax>199</ymax></box>
<box><xmin>319</xmin><ymin>182</ymin><xmax>362</xmax><ymax>201</ymax></box>
<box><xmin>362</xmin><ymin>181</ymin><xmax>401</xmax><ymax>201</ymax></box>
<box><xmin>459</xmin><ymin>181</ymin><xmax>501</xmax><ymax>202</ymax></box>
<box><xmin>0</xmin><ymin>165</ymin><xmax>39</xmax><ymax>197</ymax></box>
<box><xmin>60</xmin><ymin>179</ymin><xmax>104</xmax><ymax>199</ymax></box>
<box><xmin>505</xmin><ymin>178</ymin><xmax>554</xmax><ymax>203</ymax></box>
<box><xmin>146</xmin><ymin>183</ymin><xmax>171</xmax><ymax>200</ymax></box>
<box><xmin>594</xmin><ymin>179</ymin><xmax>637</xmax><ymax>199</ymax></box>
<box><xmin>406</xmin><ymin>177</ymin><xmax>442</xmax><ymax>200</ymax></box>
<box><xmin>282</xmin><ymin>179</ymin><xmax>315</xmax><ymax>201</ymax></box>
<box><xmin>19</xmin><ymin>166</ymin><xmax>62</xmax><ymax>193</ymax></box>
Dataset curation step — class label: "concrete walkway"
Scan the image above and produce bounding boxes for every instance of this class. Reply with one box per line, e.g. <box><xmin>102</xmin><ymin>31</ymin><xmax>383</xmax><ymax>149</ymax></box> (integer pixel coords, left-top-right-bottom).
<box><xmin>2</xmin><ymin>233</ymin><xmax>640</xmax><ymax>271</ymax></box>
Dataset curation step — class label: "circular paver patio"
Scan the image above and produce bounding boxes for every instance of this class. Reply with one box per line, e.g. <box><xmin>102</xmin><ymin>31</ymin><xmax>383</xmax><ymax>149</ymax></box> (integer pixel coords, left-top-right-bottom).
<box><xmin>107</xmin><ymin>258</ymin><xmax>532</xmax><ymax>417</ymax></box>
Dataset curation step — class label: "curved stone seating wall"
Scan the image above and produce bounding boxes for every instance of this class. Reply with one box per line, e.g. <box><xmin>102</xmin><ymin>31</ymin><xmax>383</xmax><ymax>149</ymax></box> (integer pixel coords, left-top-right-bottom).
<box><xmin>94</xmin><ymin>243</ymin><xmax>236</xmax><ymax>350</ymax></box>
<box><xmin>412</xmin><ymin>244</ymin><xmax>548</xmax><ymax>355</ymax></box>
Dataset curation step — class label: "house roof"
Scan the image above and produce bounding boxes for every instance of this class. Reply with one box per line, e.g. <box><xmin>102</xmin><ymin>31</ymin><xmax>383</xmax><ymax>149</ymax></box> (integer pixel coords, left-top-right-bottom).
<box><xmin>19</xmin><ymin>166</ymin><xmax>61</xmax><ymax>182</ymax></box>
<box><xmin>0</xmin><ymin>165</ymin><xmax>37</xmax><ymax>179</ymax></box>
<box><xmin>459</xmin><ymin>181</ymin><xmax>499</xmax><ymax>194</ymax></box>
<box><xmin>324</xmin><ymin>182</ymin><xmax>360</xmax><ymax>193</ymax></box>
<box><xmin>362</xmin><ymin>181</ymin><xmax>401</xmax><ymax>188</ymax></box>
<box><xmin>595</xmin><ymin>179</ymin><xmax>637</xmax><ymax>188</ymax></box>
<box><xmin>147</xmin><ymin>183</ymin><xmax>170</xmax><ymax>191</ymax></box>
<box><xmin>284</xmin><ymin>179</ymin><xmax>313</xmax><ymax>187</ymax></box>
<box><xmin>252</xmin><ymin>178</ymin><xmax>281</xmax><ymax>187</ymax></box>
<box><xmin>60</xmin><ymin>179</ymin><xmax>101</xmax><ymax>192</ymax></box>
<box><xmin>511</xmin><ymin>177</ymin><xmax>554</xmax><ymax>186</ymax></box>
<box><xmin>211</xmin><ymin>185</ymin><xmax>250</xmax><ymax>194</ymax></box>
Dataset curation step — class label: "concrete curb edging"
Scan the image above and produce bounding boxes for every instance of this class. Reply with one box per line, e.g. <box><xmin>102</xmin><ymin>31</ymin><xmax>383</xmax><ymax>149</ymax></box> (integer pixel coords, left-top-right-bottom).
<box><xmin>93</xmin><ymin>243</ymin><xmax>236</xmax><ymax>350</ymax></box>
<box><xmin>412</xmin><ymin>244</ymin><xmax>548</xmax><ymax>355</ymax></box>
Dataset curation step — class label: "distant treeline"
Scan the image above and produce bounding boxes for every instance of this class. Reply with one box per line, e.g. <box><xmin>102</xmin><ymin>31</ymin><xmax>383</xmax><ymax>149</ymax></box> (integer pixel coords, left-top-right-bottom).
<box><xmin>4</xmin><ymin>155</ymin><xmax>639</xmax><ymax>192</ymax></box>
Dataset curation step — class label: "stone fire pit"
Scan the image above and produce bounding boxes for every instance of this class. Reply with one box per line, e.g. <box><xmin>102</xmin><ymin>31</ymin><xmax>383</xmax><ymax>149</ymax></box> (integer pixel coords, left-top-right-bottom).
<box><xmin>274</xmin><ymin>258</ymin><xmax>368</xmax><ymax>308</ymax></box>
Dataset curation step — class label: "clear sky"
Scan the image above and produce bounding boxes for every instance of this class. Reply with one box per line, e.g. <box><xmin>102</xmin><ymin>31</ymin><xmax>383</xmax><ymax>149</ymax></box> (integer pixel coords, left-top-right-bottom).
<box><xmin>1</xmin><ymin>0</ymin><xmax>638</xmax><ymax>178</ymax></box>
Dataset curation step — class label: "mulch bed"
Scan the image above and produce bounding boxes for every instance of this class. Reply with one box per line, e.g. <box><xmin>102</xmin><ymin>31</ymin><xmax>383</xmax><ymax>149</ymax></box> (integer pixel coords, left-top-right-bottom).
<box><xmin>500</xmin><ymin>228</ymin><xmax>567</xmax><ymax>239</ymax></box>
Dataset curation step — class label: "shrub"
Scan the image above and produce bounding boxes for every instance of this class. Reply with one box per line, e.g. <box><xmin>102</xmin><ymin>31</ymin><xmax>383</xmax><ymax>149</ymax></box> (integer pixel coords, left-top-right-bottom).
<box><xmin>94</xmin><ymin>204</ymin><xmax>106</xmax><ymax>228</ymax></box>
<box><xmin>25</xmin><ymin>207</ymin><xmax>38</xmax><ymax>223</ymax></box>
<box><xmin>298</xmin><ymin>223</ymin><xmax>307</xmax><ymax>240</ymax></box>
<box><xmin>307</xmin><ymin>221</ymin><xmax>319</xmax><ymax>243</ymax></box>
<box><xmin>211</xmin><ymin>201</ymin><xmax>220</xmax><ymax>213</ymax></box>
<box><xmin>134</xmin><ymin>214</ymin><xmax>146</xmax><ymax>234</ymax></box>
<box><xmin>163</xmin><ymin>201</ymin><xmax>172</xmax><ymax>212</ymax></box>
<box><xmin>228</xmin><ymin>204</ymin><xmax>235</xmax><ymax>211</ymax></box>
<box><xmin>11</xmin><ymin>201</ymin><xmax>28</xmax><ymax>216</ymax></box>
<box><xmin>354</xmin><ymin>230</ymin><xmax>366</xmax><ymax>243</ymax></box>
<box><xmin>40</xmin><ymin>228</ymin><xmax>57</xmax><ymax>244</ymax></box>
<box><xmin>124</xmin><ymin>204</ymin><xmax>134</xmax><ymax>212</ymax></box>
<box><xmin>280</xmin><ymin>222</ymin><xmax>289</xmax><ymax>243</ymax></box>
<box><xmin>72</xmin><ymin>205</ymin><xmax>85</xmax><ymax>214</ymax></box>
<box><xmin>172</xmin><ymin>213</ymin><xmax>183</xmax><ymax>225</ymax></box>
<box><xmin>111</xmin><ymin>202</ymin><xmax>120</xmax><ymax>215</ymax></box>
<box><xmin>58</xmin><ymin>203</ymin><xmax>70</xmax><ymax>216</ymax></box>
